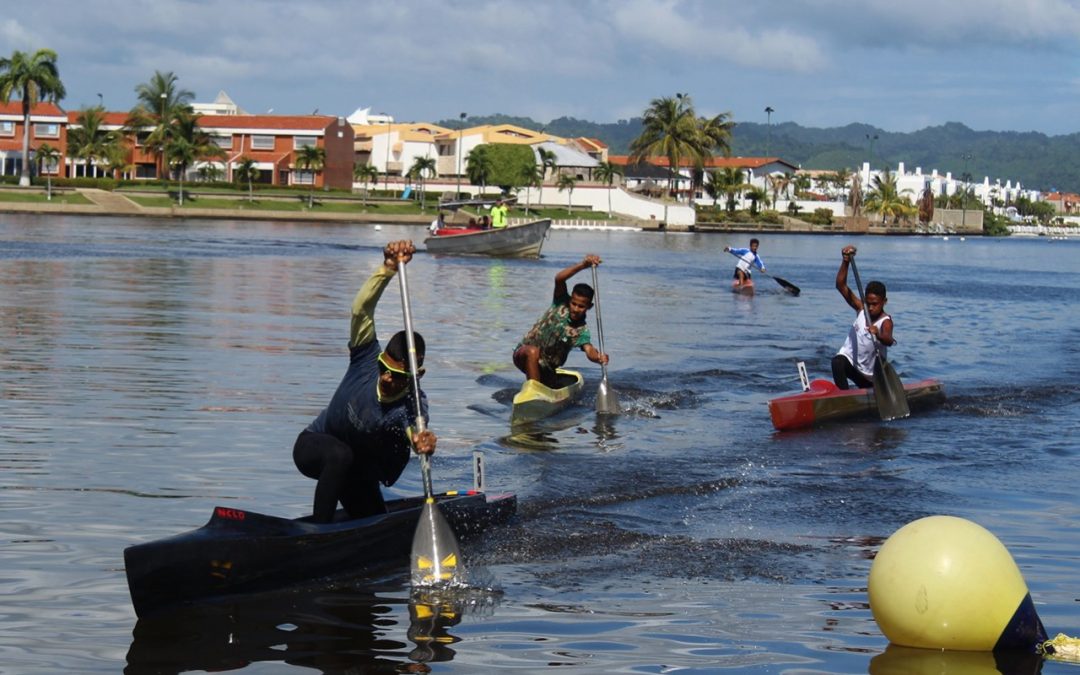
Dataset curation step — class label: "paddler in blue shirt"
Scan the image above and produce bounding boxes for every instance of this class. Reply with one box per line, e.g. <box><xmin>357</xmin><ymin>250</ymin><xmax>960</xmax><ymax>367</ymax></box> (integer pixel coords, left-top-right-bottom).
<box><xmin>724</xmin><ymin>238</ymin><xmax>766</xmax><ymax>287</ymax></box>
<box><xmin>293</xmin><ymin>240</ymin><xmax>436</xmax><ymax>523</ymax></box>
<box><xmin>513</xmin><ymin>254</ymin><xmax>609</xmax><ymax>388</ymax></box>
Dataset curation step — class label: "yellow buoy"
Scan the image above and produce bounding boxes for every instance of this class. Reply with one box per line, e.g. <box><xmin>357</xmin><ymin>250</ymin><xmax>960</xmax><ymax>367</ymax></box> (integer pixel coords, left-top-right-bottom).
<box><xmin>868</xmin><ymin>515</ymin><xmax>1046</xmax><ymax>651</ymax></box>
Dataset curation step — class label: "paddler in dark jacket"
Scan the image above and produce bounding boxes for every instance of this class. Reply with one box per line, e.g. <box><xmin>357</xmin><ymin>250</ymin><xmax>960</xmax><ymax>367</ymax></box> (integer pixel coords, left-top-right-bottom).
<box><xmin>293</xmin><ymin>240</ymin><xmax>436</xmax><ymax>523</ymax></box>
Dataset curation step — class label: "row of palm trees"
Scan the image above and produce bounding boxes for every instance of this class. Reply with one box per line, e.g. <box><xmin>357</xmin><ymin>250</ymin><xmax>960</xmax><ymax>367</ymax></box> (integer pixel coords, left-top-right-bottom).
<box><xmin>0</xmin><ymin>50</ymin><xmax>321</xmax><ymax>204</ymax></box>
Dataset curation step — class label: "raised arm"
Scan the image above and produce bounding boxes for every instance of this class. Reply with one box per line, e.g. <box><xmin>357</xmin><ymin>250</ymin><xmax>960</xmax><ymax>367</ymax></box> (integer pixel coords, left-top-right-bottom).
<box><xmin>835</xmin><ymin>245</ymin><xmax>861</xmax><ymax>312</ymax></box>
<box><xmin>349</xmin><ymin>240</ymin><xmax>416</xmax><ymax>347</ymax></box>
<box><xmin>553</xmin><ymin>254</ymin><xmax>601</xmax><ymax>300</ymax></box>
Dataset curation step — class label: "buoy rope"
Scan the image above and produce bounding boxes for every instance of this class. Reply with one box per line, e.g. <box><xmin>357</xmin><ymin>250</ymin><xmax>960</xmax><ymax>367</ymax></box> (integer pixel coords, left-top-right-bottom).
<box><xmin>1037</xmin><ymin>633</ymin><xmax>1080</xmax><ymax>663</ymax></box>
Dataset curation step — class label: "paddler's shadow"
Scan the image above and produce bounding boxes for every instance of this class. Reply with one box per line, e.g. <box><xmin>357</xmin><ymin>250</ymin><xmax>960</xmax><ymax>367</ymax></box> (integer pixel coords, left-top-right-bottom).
<box><xmin>124</xmin><ymin>580</ymin><xmax>466</xmax><ymax>674</ymax></box>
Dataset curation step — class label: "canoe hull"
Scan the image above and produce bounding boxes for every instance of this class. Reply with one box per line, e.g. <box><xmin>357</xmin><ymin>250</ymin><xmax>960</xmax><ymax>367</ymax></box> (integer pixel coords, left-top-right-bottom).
<box><xmin>511</xmin><ymin>369</ymin><xmax>584</xmax><ymax>425</ymax></box>
<box><xmin>124</xmin><ymin>491</ymin><xmax>515</xmax><ymax>617</ymax></box>
<box><xmin>769</xmin><ymin>378</ymin><xmax>945</xmax><ymax>431</ymax></box>
<box><xmin>424</xmin><ymin>219</ymin><xmax>551</xmax><ymax>258</ymax></box>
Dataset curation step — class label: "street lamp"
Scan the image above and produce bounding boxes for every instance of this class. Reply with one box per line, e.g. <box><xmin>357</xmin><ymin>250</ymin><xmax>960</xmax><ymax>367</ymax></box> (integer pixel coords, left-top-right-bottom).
<box><xmin>764</xmin><ymin>106</ymin><xmax>774</xmax><ymax>157</ymax></box>
<box><xmin>380</xmin><ymin>111</ymin><xmax>391</xmax><ymax>190</ymax></box>
<box><xmin>961</xmin><ymin>153</ymin><xmax>973</xmax><ymax>231</ymax></box>
<box><xmin>97</xmin><ymin>93</ymin><xmax>103</xmax><ymax>108</ymax></box>
<box><xmin>456</xmin><ymin>112</ymin><xmax>467</xmax><ymax>199</ymax></box>
<box><xmin>160</xmin><ymin>93</ymin><xmax>168</xmax><ymax>180</ymax></box>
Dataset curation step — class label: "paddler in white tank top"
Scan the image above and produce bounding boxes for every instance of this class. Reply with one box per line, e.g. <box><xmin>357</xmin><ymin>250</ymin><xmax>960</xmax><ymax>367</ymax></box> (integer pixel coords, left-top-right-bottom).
<box><xmin>831</xmin><ymin>245</ymin><xmax>895</xmax><ymax>390</ymax></box>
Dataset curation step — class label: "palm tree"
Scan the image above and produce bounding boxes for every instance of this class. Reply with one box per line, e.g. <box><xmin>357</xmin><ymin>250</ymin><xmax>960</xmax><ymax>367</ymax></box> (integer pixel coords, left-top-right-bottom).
<box><xmin>517</xmin><ymin>162</ymin><xmax>543</xmax><ymax>216</ymax></box>
<box><xmin>35</xmin><ymin>142</ymin><xmax>60</xmax><ymax>200</ymax></box>
<box><xmin>353</xmin><ymin>163</ymin><xmax>378</xmax><ymax>205</ymax></box>
<box><xmin>593</xmin><ymin>161</ymin><xmax>623</xmax><ymax>217</ymax></box>
<box><xmin>164</xmin><ymin>136</ymin><xmax>196</xmax><ymax>206</ymax></box>
<box><xmin>708</xmin><ymin>167</ymin><xmax>749</xmax><ymax>214</ymax></box>
<box><xmin>536</xmin><ymin>147</ymin><xmax>557</xmax><ymax>204</ymax></box>
<box><xmin>864</xmin><ymin>169</ymin><xmax>915</xmax><ymax>223</ymax></box>
<box><xmin>294</xmin><ymin>144</ymin><xmax>326</xmax><ymax>207</ymax></box>
<box><xmin>767</xmin><ymin>174</ymin><xmax>791</xmax><ymax>210</ymax></box>
<box><xmin>128</xmin><ymin>71</ymin><xmax>194</xmax><ymax>179</ymax></box>
<box><xmin>408</xmin><ymin>155</ymin><xmax>437</xmax><ymax>211</ymax></box>
<box><xmin>0</xmin><ymin>49</ymin><xmax>66</xmax><ymax>187</ymax></box>
<box><xmin>466</xmin><ymin>145</ymin><xmax>494</xmax><ymax>197</ymax></box>
<box><xmin>629</xmin><ymin>94</ymin><xmax>706</xmax><ymax>201</ymax></box>
<box><xmin>235</xmin><ymin>157</ymin><xmax>260</xmax><ymax>202</ymax></box>
<box><xmin>557</xmin><ymin>174</ymin><xmax>577</xmax><ymax>214</ymax></box>
<box><xmin>745</xmin><ymin>186</ymin><xmax>769</xmax><ymax>216</ymax></box>
<box><xmin>67</xmin><ymin>106</ymin><xmax>122</xmax><ymax>177</ymax></box>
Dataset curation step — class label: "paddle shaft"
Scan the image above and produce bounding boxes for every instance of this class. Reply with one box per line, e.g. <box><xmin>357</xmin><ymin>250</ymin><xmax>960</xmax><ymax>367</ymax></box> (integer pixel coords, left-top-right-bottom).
<box><xmin>396</xmin><ymin>260</ymin><xmax>433</xmax><ymax>499</ymax></box>
<box><xmin>590</xmin><ymin>265</ymin><xmax>610</xmax><ymax>381</ymax></box>
<box><xmin>848</xmin><ymin>258</ymin><xmax>879</xmax><ymax>358</ymax></box>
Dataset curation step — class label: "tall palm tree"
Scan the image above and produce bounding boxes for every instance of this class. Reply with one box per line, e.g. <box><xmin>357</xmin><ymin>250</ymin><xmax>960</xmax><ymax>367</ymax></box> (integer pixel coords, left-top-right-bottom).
<box><xmin>864</xmin><ymin>169</ymin><xmax>915</xmax><ymax>223</ymax></box>
<box><xmin>0</xmin><ymin>48</ymin><xmax>66</xmax><ymax>187</ymax></box>
<box><xmin>128</xmin><ymin>71</ymin><xmax>195</xmax><ymax>179</ymax></box>
<box><xmin>629</xmin><ymin>94</ymin><xmax>706</xmax><ymax>200</ymax></box>
<box><xmin>408</xmin><ymin>155</ymin><xmax>437</xmax><ymax>211</ymax></box>
<box><xmin>353</xmin><ymin>163</ymin><xmax>378</xmax><ymax>205</ymax></box>
<box><xmin>536</xmin><ymin>147</ymin><xmax>557</xmax><ymax>204</ymax></box>
<box><xmin>593</xmin><ymin>160</ymin><xmax>623</xmax><ymax>217</ymax></box>
<box><xmin>557</xmin><ymin>174</ymin><xmax>577</xmax><ymax>214</ymax></box>
<box><xmin>235</xmin><ymin>157</ymin><xmax>260</xmax><ymax>202</ymax></box>
<box><xmin>466</xmin><ymin>145</ymin><xmax>494</xmax><ymax>197</ymax></box>
<box><xmin>517</xmin><ymin>162</ymin><xmax>543</xmax><ymax>216</ymax></box>
<box><xmin>164</xmin><ymin>136</ymin><xmax>196</xmax><ymax>206</ymax></box>
<box><xmin>767</xmin><ymin>174</ymin><xmax>791</xmax><ymax>209</ymax></box>
<box><xmin>294</xmin><ymin>144</ymin><xmax>326</xmax><ymax>207</ymax></box>
<box><xmin>35</xmin><ymin>142</ymin><xmax>60</xmax><ymax>200</ymax></box>
<box><xmin>831</xmin><ymin>168</ymin><xmax>853</xmax><ymax>201</ymax></box>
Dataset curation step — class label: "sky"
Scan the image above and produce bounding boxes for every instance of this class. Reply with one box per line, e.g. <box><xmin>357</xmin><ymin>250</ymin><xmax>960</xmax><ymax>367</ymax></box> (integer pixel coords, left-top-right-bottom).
<box><xmin>4</xmin><ymin>0</ymin><xmax>1080</xmax><ymax>135</ymax></box>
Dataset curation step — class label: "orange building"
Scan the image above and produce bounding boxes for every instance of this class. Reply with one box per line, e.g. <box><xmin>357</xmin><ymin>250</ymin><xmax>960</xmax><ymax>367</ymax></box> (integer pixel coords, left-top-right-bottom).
<box><xmin>2</xmin><ymin>101</ymin><xmax>355</xmax><ymax>189</ymax></box>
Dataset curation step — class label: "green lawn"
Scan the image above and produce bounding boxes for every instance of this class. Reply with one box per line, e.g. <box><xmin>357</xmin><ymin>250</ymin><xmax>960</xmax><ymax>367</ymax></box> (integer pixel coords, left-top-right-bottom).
<box><xmin>0</xmin><ymin>190</ymin><xmax>92</xmax><ymax>205</ymax></box>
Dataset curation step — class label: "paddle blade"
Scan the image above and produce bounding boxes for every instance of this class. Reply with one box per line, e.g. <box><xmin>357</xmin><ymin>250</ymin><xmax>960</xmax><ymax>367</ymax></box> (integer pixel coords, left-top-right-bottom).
<box><xmin>872</xmin><ymin>357</ymin><xmax>910</xmax><ymax>421</ymax></box>
<box><xmin>774</xmin><ymin>276</ymin><xmax>800</xmax><ymax>296</ymax></box>
<box><xmin>596</xmin><ymin>376</ymin><xmax>621</xmax><ymax>415</ymax></box>
<box><xmin>411</xmin><ymin>500</ymin><xmax>465</xmax><ymax>587</ymax></box>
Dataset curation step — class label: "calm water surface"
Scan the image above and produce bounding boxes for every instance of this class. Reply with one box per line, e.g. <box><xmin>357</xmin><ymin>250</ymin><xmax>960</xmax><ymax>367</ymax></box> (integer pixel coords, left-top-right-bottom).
<box><xmin>1</xmin><ymin>215</ymin><xmax>1077</xmax><ymax>674</ymax></box>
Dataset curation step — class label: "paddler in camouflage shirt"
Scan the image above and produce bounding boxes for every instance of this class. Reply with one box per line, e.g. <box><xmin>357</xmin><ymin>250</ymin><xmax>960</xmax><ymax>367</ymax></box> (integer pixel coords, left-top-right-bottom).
<box><xmin>513</xmin><ymin>254</ymin><xmax>610</xmax><ymax>387</ymax></box>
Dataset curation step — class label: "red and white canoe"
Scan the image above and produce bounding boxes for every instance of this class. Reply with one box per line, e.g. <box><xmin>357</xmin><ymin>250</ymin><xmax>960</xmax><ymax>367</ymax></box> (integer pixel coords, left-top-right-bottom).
<box><xmin>768</xmin><ymin>378</ymin><xmax>945</xmax><ymax>431</ymax></box>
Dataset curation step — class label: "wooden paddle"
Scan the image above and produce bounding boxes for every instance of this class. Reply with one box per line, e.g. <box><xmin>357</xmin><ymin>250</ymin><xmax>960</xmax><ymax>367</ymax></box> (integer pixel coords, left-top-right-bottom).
<box><xmin>726</xmin><ymin>249</ymin><xmax>800</xmax><ymax>295</ymax></box>
<box><xmin>396</xmin><ymin>254</ymin><xmax>464</xmax><ymax>587</ymax></box>
<box><xmin>591</xmin><ymin>265</ymin><xmax>620</xmax><ymax>415</ymax></box>
<box><xmin>849</xmin><ymin>258</ymin><xmax>910</xmax><ymax>421</ymax></box>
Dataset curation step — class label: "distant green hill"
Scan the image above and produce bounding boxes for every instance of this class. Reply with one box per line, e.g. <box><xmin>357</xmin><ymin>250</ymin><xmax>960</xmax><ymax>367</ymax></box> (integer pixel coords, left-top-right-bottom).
<box><xmin>442</xmin><ymin>115</ymin><xmax>1080</xmax><ymax>193</ymax></box>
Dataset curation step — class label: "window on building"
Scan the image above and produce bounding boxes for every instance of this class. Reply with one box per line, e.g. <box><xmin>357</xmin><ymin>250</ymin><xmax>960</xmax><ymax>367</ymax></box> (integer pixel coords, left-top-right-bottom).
<box><xmin>293</xmin><ymin>136</ymin><xmax>317</xmax><ymax>149</ymax></box>
<box><xmin>33</xmin><ymin>123</ymin><xmax>59</xmax><ymax>138</ymax></box>
<box><xmin>0</xmin><ymin>121</ymin><xmax>14</xmax><ymax>136</ymax></box>
<box><xmin>211</xmin><ymin>134</ymin><xmax>232</xmax><ymax>149</ymax></box>
<box><xmin>251</xmin><ymin>135</ymin><xmax>275</xmax><ymax>150</ymax></box>
<box><xmin>293</xmin><ymin>169</ymin><xmax>315</xmax><ymax>185</ymax></box>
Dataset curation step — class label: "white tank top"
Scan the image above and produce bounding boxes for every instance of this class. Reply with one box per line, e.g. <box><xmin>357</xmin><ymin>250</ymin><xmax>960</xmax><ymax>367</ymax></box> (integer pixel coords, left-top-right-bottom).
<box><xmin>838</xmin><ymin>311</ymin><xmax>890</xmax><ymax>377</ymax></box>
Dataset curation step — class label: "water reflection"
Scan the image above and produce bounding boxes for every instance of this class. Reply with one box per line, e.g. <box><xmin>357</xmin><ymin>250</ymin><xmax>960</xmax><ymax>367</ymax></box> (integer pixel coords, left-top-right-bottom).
<box><xmin>125</xmin><ymin>580</ymin><xmax>492</xmax><ymax>674</ymax></box>
<box><xmin>869</xmin><ymin>643</ymin><xmax>1044</xmax><ymax>675</ymax></box>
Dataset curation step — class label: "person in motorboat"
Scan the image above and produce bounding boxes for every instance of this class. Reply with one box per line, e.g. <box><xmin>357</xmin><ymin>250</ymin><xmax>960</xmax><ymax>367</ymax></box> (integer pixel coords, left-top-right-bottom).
<box><xmin>428</xmin><ymin>211</ymin><xmax>445</xmax><ymax>234</ymax></box>
<box><xmin>293</xmin><ymin>240</ymin><xmax>437</xmax><ymax>523</ymax></box>
<box><xmin>831</xmin><ymin>244</ymin><xmax>895</xmax><ymax>389</ymax></box>
<box><xmin>491</xmin><ymin>199</ymin><xmax>509</xmax><ymax>229</ymax></box>
<box><xmin>724</xmin><ymin>238</ymin><xmax>766</xmax><ymax>288</ymax></box>
<box><xmin>513</xmin><ymin>254</ymin><xmax>610</xmax><ymax>388</ymax></box>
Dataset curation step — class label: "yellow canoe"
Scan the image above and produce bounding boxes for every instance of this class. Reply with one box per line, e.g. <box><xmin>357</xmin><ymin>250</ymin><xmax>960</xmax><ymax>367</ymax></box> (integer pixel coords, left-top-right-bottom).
<box><xmin>510</xmin><ymin>369</ymin><xmax>585</xmax><ymax>426</ymax></box>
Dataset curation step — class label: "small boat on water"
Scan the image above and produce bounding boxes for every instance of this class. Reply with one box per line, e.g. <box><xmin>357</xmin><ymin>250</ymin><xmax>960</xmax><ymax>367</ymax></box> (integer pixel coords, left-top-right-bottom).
<box><xmin>769</xmin><ymin>377</ymin><xmax>946</xmax><ymax>431</ymax></box>
<box><xmin>510</xmin><ymin>368</ymin><xmax>584</xmax><ymax>426</ymax></box>
<box><xmin>424</xmin><ymin>219</ymin><xmax>552</xmax><ymax>258</ymax></box>
<box><xmin>124</xmin><ymin>490</ymin><xmax>516</xmax><ymax>617</ymax></box>
<box><xmin>732</xmin><ymin>278</ymin><xmax>755</xmax><ymax>295</ymax></box>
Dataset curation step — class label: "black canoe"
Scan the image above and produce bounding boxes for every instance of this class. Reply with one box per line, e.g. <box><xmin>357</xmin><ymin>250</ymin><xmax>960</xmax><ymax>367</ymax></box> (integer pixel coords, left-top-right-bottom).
<box><xmin>124</xmin><ymin>490</ymin><xmax>516</xmax><ymax>618</ymax></box>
